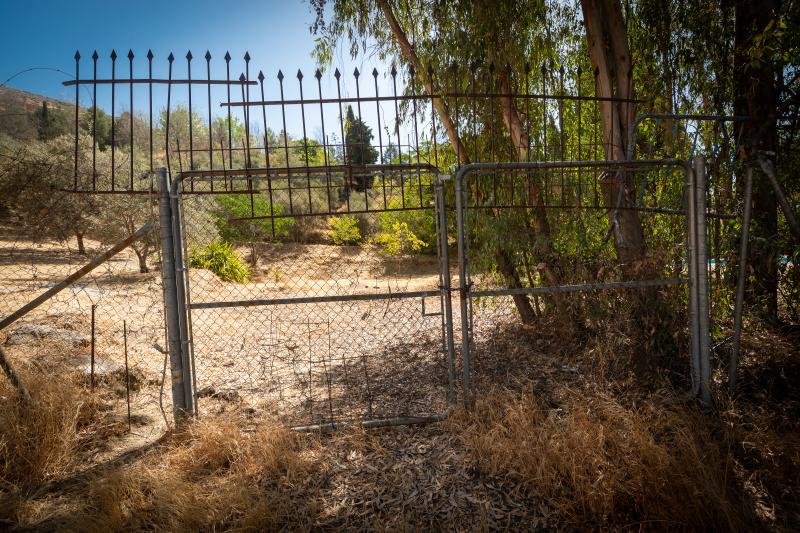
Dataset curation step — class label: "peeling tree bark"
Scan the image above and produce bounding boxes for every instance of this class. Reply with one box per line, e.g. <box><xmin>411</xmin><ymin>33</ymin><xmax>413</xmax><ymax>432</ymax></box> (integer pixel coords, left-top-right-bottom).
<box><xmin>581</xmin><ymin>0</ymin><xmax>645</xmax><ymax>264</ymax></box>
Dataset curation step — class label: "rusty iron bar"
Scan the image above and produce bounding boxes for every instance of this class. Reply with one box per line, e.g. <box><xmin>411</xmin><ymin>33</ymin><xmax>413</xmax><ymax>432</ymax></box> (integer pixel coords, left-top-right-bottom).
<box><xmin>223</xmin><ymin>91</ymin><xmax>642</xmax><ymax>107</ymax></box>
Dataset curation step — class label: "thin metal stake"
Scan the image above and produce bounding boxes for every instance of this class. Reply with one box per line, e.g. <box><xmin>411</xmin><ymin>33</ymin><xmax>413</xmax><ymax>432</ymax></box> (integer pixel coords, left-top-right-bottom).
<box><xmin>124</xmin><ymin>320</ymin><xmax>131</xmax><ymax>431</ymax></box>
<box><xmin>90</xmin><ymin>304</ymin><xmax>96</xmax><ymax>390</ymax></box>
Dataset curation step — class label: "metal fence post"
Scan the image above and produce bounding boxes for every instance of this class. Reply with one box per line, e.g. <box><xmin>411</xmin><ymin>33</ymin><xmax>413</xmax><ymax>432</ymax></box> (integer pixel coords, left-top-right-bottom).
<box><xmin>169</xmin><ymin>177</ymin><xmax>195</xmax><ymax>415</ymax></box>
<box><xmin>693</xmin><ymin>156</ymin><xmax>711</xmax><ymax>404</ymax></box>
<box><xmin>729</xmin><ymin>165</ymin><xmax>753</xmax><ymax>392</ymax></box>
<box><xmin>157</xmin><ymin>168</ymin><xmax>190</xmax><ymax>422</ymax></box>
<box><xmin>686</xmin><ymin>161</ymin><xmax>700</xmax><ymax>396</ymax></box>
<box><xmin>454</xmin><ymin>170</ymin><xmax>473</xmax><ymax>406</ymax></box>
<box><xmin>435</xmin><ymin>175</ymin><xmax>457</xmax><ymax>402</ymax></box>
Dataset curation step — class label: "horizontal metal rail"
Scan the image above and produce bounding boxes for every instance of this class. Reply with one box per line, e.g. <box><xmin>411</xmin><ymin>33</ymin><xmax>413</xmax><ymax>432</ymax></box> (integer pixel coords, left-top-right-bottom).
<box><xmin>177</xmin><ymin>162</ymin><xmax>440</xmax><ymax>179</ymax></box>
<box><xmin>190</xmin><ymin>289</ymin><xmax>442</xmax><ymax>310</ymax></box>
<box><xmin>225</xmin><ymin>92</ymin><xmax>644</xmax><ymax>107</ymax></box>
<box><xmin>470</xmin><ymin>278</ymin><xmax>687</xmax><ymax>298</ymax></box>
<box><xmin>64</xmin><ymin>78</ymin><xmax>256</xmax><ymax>86</ymax></box>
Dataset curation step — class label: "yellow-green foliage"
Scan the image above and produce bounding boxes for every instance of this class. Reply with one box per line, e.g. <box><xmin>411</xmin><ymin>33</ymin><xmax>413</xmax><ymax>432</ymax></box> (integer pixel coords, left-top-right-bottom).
<box><xmin>328</xmin><ymin>215</ymin><xmax>361</xmax><ymax>245</ymax></box>
<box><xmin>374</xmin><ymin>221</ymin><xmax>427</xmax><ymax>255</ymax></box>
<box><xmin>189</xmin><ymin>240</ymin><xmax>251</xmax><ymax>283</ymax></box>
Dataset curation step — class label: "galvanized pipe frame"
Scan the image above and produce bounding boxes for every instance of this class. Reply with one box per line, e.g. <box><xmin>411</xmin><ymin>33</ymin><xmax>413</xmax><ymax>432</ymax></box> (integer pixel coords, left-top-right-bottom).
<box><xmin>167</xmin><ymin>169</ymin><xmax>459</xmax><ymax>427</ymax></box>
<box><xmin>453</xmin><ymin>159</ymin><xmax>713</xmax><ymax>405</ymax></box>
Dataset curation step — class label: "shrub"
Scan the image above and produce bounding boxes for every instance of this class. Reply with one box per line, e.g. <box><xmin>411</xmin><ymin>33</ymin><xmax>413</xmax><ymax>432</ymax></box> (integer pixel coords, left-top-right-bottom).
<box><xmin>213</xmin><ymin>194</ymin><xmax>295</xmax><ymax>243</ymax></box>
<box><xmin>189</xmin><ymin>240</ymin><xmax>251</xmax><ymax>283</ymax></box>
<box><xmin>328</xmin><ymin>215</ymin><xmax>361</xmax><ymax>245</ymax></box>
<box><xmin>374</xmin><ymin>221</ymin><xmax>427</xmax><ymax>255</ymax></box>
<box><xmin>377</xmin><ymin>193</ymin><xmax>437</xmax><ymax>253</ymax></box>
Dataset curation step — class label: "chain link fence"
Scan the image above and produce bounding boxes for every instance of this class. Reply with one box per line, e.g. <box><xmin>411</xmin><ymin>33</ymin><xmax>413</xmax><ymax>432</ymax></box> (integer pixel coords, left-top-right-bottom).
<box><xmin>0</xmin><ymin>199</ymin><xmax>172</xmax><ymax>437</ymax></box>
<box><xmin>178</xmin><ymin>170</ymin><xmax>455</xmax><ymax>427</ymax></box>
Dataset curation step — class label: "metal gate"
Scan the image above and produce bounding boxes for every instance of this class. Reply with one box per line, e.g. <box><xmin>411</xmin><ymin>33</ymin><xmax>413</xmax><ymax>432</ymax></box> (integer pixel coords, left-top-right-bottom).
<box><xmin>452</xmin><ymin>159</ymin><xmax>711</xmax><ymax>403</ymax></box>
<box><xmin>174</xmin><ymin>168</ymin><xmax>456</xmax><ymax>428</ymax></box>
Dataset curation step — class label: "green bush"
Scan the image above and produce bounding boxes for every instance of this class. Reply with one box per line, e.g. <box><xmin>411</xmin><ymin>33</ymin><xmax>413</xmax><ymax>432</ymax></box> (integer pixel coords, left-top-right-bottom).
<box><xmin>189</xmin><ymin>240</ymin><xmax>251</xmax><ymax>283</ymax></box>
<box><xmin>213</xmin><ymin>194</ymin><xmax>295</xmax><ymax>243</ymax></box>
<box><xmin>374</xmin><ymin>221</ymin><xmax>427</xmax><ymax>255</ymax></box>
<box><xmin>377</xmin><ymin>181</ymin><xmax>437</xmax><ymax>254</ymax></box>
<box><xmin>328</xmin><ymin>215</ymin><xmax>362</xmax><ymax>245</ymax></box>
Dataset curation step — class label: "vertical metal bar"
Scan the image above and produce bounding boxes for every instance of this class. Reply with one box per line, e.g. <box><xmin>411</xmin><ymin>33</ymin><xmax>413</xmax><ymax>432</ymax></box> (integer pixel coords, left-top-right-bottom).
<box><xmin>436</xmin><ymin>176</ymin><xmax>457</xmax><ymax>402</ymax></box>
<box><xmin>165</xmin><ymin>53</ymin><xmax>174</xmax><ymax>177</ymax></box>
<box><xmin>261</xmin><ymin>71</ymin><xmax>276</xmax><ymax>237</ymax></box>
<box><xmin>186</xmin><ymin>51</ymin><xmax>194</xmax><ymax>176</ymax></box>
<box><xmin>147</xmin><ymin>50</ymin><xmax>154</xmax><ymax>172</ymax></box>
<box><xmin>470</xmin><ymin>62</ymin><xmax>478</xmax><ymax>163</ymax></box>
<box><xmin>110</xmin><ymin>50</ymin><xmax>117</xmax><ymax>190</ymax></box>
<box><xmin>409</xmin><ymin>66</ymin><xmax>421</xmax><ymax>207</ymax></box>
<box><xmin>375</xmin><ymin>68</ymin><xmax>387</xmax><ymax>207</ymax></box>
<box><xmin>354</xmin><ymin>68</ymin><xmax>368</xmax><ymax>211</ymax></box>
<box><xmin>128</xmin><ymin>50</ymin><xmax>134</xmax><ymax>190</ymax></box>
<box><xmin>452</xmin><ymin>62</ymin><xmax>460</xmax><ymax>166</ymax></box>
<box><xmin>686</xmin><ymin>160</ymin><xmax>700</xmax><ymax>396</ymax></box>
<box><xmin>577</xmin><ymin>66</ymin><xmax>582</xmax><ymax>207</ymax></box>
<box><xmin>157</xmin><ymin>168</ymin><xmax>189</xmax><ymax>422</ymax></box>
<box><xmin>206</xmin><ymin>51</ymin><xmax>213</xmax><ymax>188</ymax></box>
<box><xmin>240</xmin><ymin>74</ymin><xmax>254</xmax><ymax>216</ymax></box>
<box><xmin>241</xmin><ymin>83</ymin><xmax>252</xmax><ymax>170</ymax></box>
<box><xmin>488</xmin><ymin>62</ymin><xmax>495</xmax><ymax>164</ymax></box>
<box><xmin>91</xmin><ymin>51</ymin><xmax>98</xmax><ymax>191</ymax></box>
<box><xmin>454</xmin><ymin>171</ymin><xmax>472</xmax><ymax>405</ymax></box>
<box><xmin>278</xmin><ymin>70</ymin><xmax>293</xmax><ymax>213</ymax></box>
<box><xmin>124</xmin><ymin>320</ymin><xmax>131</xmax><ymax>431</ymax></box>
<box><xmin>391</xmin><ymin>65</ymin><xmax>402</xmax><ymax>165</ymax></box>
<box><xmin>505</xmin><ymin>64</ymin><xmax>514</xmax><ymax>206</ymax></box>
<box><xmin>694</xmin><ymin>156</ymin><xmax>711</xmax><ymax>404</ymax></box>
<box><xmin>225</xmin><ymin>52</ymin><xmax>233</xmax><ymax>166</ymax></box>
<box><xmin>315</xmin><ymin>69</ymin><xmax>332</xmax><ymax>214</ymax></box>
<box><xmin>244</xmin><ymin>52</ymin><xmax>252</xmax><ymax>167</ymax></box>
<box><xmin>729</xmin><ymin>165</ymin><xmax>753</xmax><ymax>393</ymax></box>
<box><xmin>90</xmin><ymin>303</ymin><xmax>96</xmax><ymax>390</ymax></box>
<box><xmin>175</xmin><ymin>189</ymin><xmax>197</xmax><ymax>416</ymax></box>
<box><xmin>525</xmin><ymin>63</ymin><xmax>531</xmax><ymax>163</ymax></box>
<box><xmin>428</xmin><ymin>65</ymin><xmax>439</xmax><ymax>168</ymax></box>
<box><xmin>334</xmin><ymin>69</ymin><xmax>349</xmax><ymax>211</ymax></box>
<box><xmin>297</xmin><ymin>70</ymin><xmax>313</xmax><ymax>213</ymax></box>
<box><xmin>74</xmin><ymin>51</ymin><xmax>80</xmax><ymax>190</ymax></box>
<box><xmin>169</xmin><ymin>174</ymin><xmax>195</xmax><ymax>416</ymax></box>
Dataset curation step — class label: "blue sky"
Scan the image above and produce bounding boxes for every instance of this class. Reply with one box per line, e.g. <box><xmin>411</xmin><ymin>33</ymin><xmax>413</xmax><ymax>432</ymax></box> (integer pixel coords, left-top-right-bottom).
<box><xmin>0</xmin><ymin>0</ymin><xmax>408</xmax><ymax>141</ymax></box>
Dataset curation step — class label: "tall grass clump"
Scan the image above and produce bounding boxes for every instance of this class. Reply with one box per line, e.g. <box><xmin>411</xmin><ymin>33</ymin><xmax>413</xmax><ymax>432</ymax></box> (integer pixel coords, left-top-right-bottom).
<box><xmin>0</xmin><ymin>370</ymin><xmax>112</xmax><ymax>488</ymax></box>
<box><xmin>74</xmin><ymin>417</ymin><xmax>319</xmax><ymax>531</ymax></box>
<box><xmin>450</xmin><ymin>387</ymin><xmax>754</xmax><ymax>531</ymax></box>
<box><xmin>189</xmin><ymin>240</ymin><xmax>251</xmax><ymax>283</ymax></box>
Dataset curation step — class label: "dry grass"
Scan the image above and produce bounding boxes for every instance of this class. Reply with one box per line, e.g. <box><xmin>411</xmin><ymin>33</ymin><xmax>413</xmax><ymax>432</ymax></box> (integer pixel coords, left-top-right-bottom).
<box><xmin>66</xmin><ymin>418</ymin><xmax>320</xmax><ymax>531</ymax></box>
<box><xmin>449</xmin><ymin>386</ymin><xmax>755</xmax><ymax>531</ymax></box>
<box><xmin>1</xmin><ymin>319</ymin><xmax>798</xmax><ymax>530</ymax></box>
<box><xmin>1</xmin><ymin>374</ymin><xmax>797</xmax><ymax>531</ymax></box>
<box><xmin>0</xmin><ymin>368</ymin><xmax>120</xmax><ymax>489</ymax></box>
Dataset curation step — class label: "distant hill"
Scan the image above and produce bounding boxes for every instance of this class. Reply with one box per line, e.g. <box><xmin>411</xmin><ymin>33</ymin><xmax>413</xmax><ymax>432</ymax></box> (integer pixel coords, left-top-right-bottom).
<box><xmin>0</xmin><ymin>85</ymin><xmax>75</xmax><ymax>140</ymax></box>
<box><xmin>0</xmin><ymin>85</ymin><xmax>71</xmax><ymax>114</ymax></box>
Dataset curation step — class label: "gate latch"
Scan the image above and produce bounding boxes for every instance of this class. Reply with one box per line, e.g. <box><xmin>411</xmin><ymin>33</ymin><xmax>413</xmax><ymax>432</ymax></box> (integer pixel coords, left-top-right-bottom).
<box><xmin>421</xmin><ymin>296</ymin><xmax>443</xmax><ymax>317</ymax></box>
